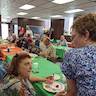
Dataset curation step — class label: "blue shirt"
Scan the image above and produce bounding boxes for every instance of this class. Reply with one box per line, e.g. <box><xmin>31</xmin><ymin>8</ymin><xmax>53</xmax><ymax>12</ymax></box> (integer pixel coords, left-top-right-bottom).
<box><xmin>61</xmin><ymin>45</ymin><xmax>96</xmax><ymax>96</ymax></box>
<box><xmin>0</xmin><ymin>61</ymin><xmax>6</xmax><ymax>80</ymax></box>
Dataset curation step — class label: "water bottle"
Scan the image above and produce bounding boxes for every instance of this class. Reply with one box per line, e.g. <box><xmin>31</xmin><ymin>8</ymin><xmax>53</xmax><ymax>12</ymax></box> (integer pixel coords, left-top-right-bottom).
<box><xmin>7</xmin><ymin>48</ymin><xmax>10</xmax><ymax>52</ymax></box>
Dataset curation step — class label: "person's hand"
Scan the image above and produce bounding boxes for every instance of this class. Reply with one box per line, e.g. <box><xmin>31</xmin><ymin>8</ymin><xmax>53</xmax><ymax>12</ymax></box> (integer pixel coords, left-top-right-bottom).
<box><xmin>38</xmin><ymin>52</ymin><xmax>43</xmax><ymax>56</ymax></box>
<box><xmin>45</xmin><ymin>76</ymin><xmax>54</xmax><ymax>84</ymax></box>
<box><xmin>55</xmin><ymin>90</ymin><xmax>67</xmax><ymax>96</ymax></box>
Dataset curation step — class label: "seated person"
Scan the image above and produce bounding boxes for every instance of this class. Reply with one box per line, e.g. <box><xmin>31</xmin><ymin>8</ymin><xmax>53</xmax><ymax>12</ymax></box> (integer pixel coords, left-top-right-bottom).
<box><xmin>57</xmin><ymin>35</ymin><xmax>67</xmax><ymax>46</ymax></box>
<box><xmin>39</xmin><ymin>36</ymin><xmax>47</xmax><ymax>51</ymax></box>
<box><xmin>35</xmin><ymin>39</ymin><xmax>40</xmax><ymax>48</ymax></box>
<box><xmin>0</xmin><ymin>52</ymin><xmax>51</xmax><ymax>96</ymax></box>
<box><xmin>0</xmin><ymin>50</ymin><xmax>6</xmax><ymax>81</ymax></box>
<box><xmin>0</xmin><ymin>64</ymin><xmax>6</xmax><ymax>81</ymax></box>
<box><xmin>39</xmin><ymin>37</ymin><xmax>56</xmax><ymax>62</ymax></box>
<box><xmin>34</xmin><ymin>34</ymin><xmax>40</xmax><ymax>49</ymax></box>
<box><xmin>0</xmin><ymin>50</ymin><xmax>6</xmax><ymax>61</ymax></box>
<box><xmin>16</xmin><ymin>36</ymin><xmax>28</xmax><ymax>50</ymax></box>
<box><xmin>7</xmin><ymin>33</ymin><xmax>17</xmax><ymax>43</ymax></box>
<box><xmin>26</xmin><ymin>33</ymin><xmax>33</xmax><ymax>45</ymax></box>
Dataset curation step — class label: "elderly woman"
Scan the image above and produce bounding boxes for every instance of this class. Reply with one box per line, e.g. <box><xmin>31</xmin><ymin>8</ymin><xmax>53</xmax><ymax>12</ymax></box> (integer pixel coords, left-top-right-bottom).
<box><xmin>0</xmin><ymin>52</ymin><xmax>50</xmax><ymax>96</ymax></box>
<box><xmin>39</xmin><ymin>37</ymin><xmax>56</xmax><ymax>62</ymax></box>
<box><xmin>57</xmin><ymin>35</ymin><xmax>67</xmax><ymax>46</ymax></box>
<box><xmin>56</xmin><ymin>13</ymin><xmax>96</xmax><ymax>96</ymax></box>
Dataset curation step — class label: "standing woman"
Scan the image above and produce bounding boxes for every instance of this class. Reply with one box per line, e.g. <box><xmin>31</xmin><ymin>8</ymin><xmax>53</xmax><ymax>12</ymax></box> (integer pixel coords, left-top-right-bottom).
<box><xmin>56</xmin><ymin>13</ymin><xmax>96</xmax><ymax>96</ymax></box>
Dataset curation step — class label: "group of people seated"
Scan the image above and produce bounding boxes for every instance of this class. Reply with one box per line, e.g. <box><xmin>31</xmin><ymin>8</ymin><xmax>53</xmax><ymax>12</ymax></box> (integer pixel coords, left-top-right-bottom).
<box><xmin>0</xmin><ymin>13</ymin><xmax>96</xmax><ymax>96</ymax></box>
<box><xmin>7</xmin><ymin>31</ymin><xmax>67</xmax><ymax>62</ymax></box>
<box><xmin>0</xmin><ymin>32</ymin><xmax>68</xmax><ymax>95</ymax></box>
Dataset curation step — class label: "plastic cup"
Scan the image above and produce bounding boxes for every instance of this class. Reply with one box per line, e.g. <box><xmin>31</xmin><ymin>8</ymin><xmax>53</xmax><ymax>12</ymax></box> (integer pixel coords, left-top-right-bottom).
<box><xmin>32</xmin><ymin>62</ymin><xmax>39</xmax><ymax>73</ymax></box>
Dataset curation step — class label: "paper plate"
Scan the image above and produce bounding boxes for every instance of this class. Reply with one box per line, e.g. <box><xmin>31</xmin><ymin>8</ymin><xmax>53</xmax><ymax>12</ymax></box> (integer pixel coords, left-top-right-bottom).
<box><xmin>43</xmin><ymin>81</ymin><xmax>65</xmax><ymax>93</ymax></box>
<box><xmin>29</xmin><ymin>53</ymin><xmax>38</xmax><ymax>57</ymax></box>
<box><xmin>53</xmin><ymin>74</ymin><xmax>60</xmax><ymax>80</ymax></box>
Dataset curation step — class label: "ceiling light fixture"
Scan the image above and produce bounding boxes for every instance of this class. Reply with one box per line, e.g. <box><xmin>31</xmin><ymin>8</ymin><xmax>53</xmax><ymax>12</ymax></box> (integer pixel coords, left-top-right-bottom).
<box><xmin>19</xmin><ymin>4</ymin><xmax>35</xmax><ymax>10</ymax></box>
<box><xmin>31</xmin><ymin>17</ymin><xmax>40</xmax><ymax>19</ymax></box>
<box><xmin>52</xmin><ymin>0</ymin><xmax>75</xmax><ymax>4</ymax></box>
<box><xmin>17</xmin><ymin>12</ymin><xmax>28</xmax><ymax>15</ymax></box>
<box><xmin>50</xmin><ymin>15</ymin><xmax>63</xmax><ymax>18</ymax></box>
<box><xmin>6</xmin><ymin>16</ymin><xmax>10</xmax><ymax>19</ymax></box>
<box><xmin>64</xmin><ymin>9</ymin><xmax>84</xmax><ymax>13</ymax></box>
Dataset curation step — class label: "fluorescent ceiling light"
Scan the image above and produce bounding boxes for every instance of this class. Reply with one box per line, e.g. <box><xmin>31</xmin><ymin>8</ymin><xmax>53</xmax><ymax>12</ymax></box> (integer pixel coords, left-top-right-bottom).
<box><xmin>50</xmin><ymin>15</ymin><xmax>63</xmax><ymax>18</ymax></box>
<box><xmin>19</xmin><ymin>4</ymin><xmax>35</xmax><ymax>10</ymax></box>
<box><xmin>17</xmin><ymin>12</ymin><xmax>28</xmax><ymax>15</ymax></box>
<box><xmin>64</xmin><ymin>9</ymin><xmax>84</xmax><ymax>13</ymax></box>
<box><xmin>6</xmin><ymin>16</ymin><xmax>10</xmax><ymax>19</ymax></box>
<box><xmin>52</xmin><ymin>0</ymin><xmax>74</xmax><ymax>4</ymax></box>
<box><xmin>32</xmin><ymin>17</ymin><xmax>40</xmax><ymax>19</ymax></box>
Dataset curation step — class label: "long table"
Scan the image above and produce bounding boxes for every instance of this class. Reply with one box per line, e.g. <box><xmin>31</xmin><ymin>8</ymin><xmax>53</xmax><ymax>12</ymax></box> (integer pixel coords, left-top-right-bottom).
<box><xmin>50</xmin><ymin>39</ymin><xmax>60</xmax><ymax>44</ymax></box>
<box><xmin>2</xmin><ymin>47</ymin><xmax>22</xmax><ymax>56</ymax></box>
<box><xmin>6</xmin><ymin>55</ymin><xmax>67</xmax><ymax>96</ymax></box>
<box><xmin>53</xmin><ymin>46</ymin><xmax>69</xmax><ymax>59</ymax></box>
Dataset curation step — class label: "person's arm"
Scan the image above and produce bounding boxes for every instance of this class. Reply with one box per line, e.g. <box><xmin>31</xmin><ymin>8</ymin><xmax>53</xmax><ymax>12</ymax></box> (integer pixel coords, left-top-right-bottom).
<box><xmin>47</xmin><ymin>46</ymin><xmax>57</xmax><ymax>62</ymax></box>
<box><xmin>39</xmin><ymin>51</ymin><xmax>47</xmax><ymax>57</ymax></box>
<box><xmin>65</xmin><ymin>79</ymin><xmax>76</xmax><ymax>96</ymax></box>
<box><xmin>55</xmin><ymin>79</ymin><xmax>76</xmax><ymax>96</ymax></box>
<box><xmin>29</xmin><ymin>75</ymin><xmax>54</xmax><ymax>83</ymax></box>
<box><xmin>29</xmin><ymin>76</ymin><xmax>46</xmax><ymax>82</ymax></box>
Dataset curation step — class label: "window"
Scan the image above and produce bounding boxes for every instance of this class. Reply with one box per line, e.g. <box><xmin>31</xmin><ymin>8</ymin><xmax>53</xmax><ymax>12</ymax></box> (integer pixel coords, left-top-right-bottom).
<box><xmin>1</xmin><ymin>23</ymin><xmax>9</xmax><ymax>39</ymax></box>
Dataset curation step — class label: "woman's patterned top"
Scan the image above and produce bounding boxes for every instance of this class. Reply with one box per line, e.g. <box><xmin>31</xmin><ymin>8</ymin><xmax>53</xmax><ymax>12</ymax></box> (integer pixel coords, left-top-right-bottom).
<box><xmin>61</xmin><ymin>45</ymin><xmax>96</xmax><ymax>96</ymax></box>
<box><xmin>0</xmin><ymin>75</ymin><xmax>36</xmax><ymax>96</ymax></box>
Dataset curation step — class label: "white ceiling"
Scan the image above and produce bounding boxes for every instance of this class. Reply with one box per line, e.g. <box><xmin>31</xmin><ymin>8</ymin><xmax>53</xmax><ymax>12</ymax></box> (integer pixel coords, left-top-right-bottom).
<box><xmin>1</xmin><ymin>0</ymin><xmax>96</xmax><ymax>22</ymax></box>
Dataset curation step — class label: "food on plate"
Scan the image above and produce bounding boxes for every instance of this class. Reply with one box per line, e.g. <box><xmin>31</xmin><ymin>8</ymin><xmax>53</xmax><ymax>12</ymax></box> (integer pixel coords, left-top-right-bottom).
<box><xmin>43</xmin><ymin>81</ymin><xmax>65</xmax><ymax>93</ymax></box>
<box><xmin>53</xmin><ymin>74</ymin><xmax>60</xmax><ymax>80</ymax></box>
<box><xmin>56</xmin><ymin>85</ymin><xmax>59</xmax><ymax>88</ymax></box>
<box><xmin>45</xmin><ymin>85</ymin><xmax>50</xmax><ymax>88</ymax></box>
<box><xmin>46</xmin><ymin>76</ymin><xmax>54</xmax><ymax>84</ymax></box>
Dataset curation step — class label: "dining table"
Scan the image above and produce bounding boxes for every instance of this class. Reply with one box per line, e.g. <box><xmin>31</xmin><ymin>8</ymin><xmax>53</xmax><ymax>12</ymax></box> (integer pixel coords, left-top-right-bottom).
<box><xmin>1</xmin><ymin>45</ymin><xmax>23</xmax><ymax>57</ymax></box>
<box><xmin>50</xmin><ymin>39</ymin><xmax>60</xmax><ymax>44</ymax></box>
<box><xmin>53</xmin><ymin>45</ymin><xmax>69</xmax><ymax>59</ymax></box>
<box><xmin>6</xmin><ymin>55</ymin><xmax>67</xmax><ymax>96</ymax></box>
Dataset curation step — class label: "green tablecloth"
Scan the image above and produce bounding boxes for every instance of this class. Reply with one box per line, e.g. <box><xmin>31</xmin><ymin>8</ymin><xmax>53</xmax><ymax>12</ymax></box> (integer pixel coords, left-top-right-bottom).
<box><xmin>53</xmin><ymin>46</ymin><xmax>68</xmax><ymax>59</ymax></box>
<box><xmin>6</xmin><ymin>55</ymin><xmax>14</xmax><ymax>63</ymax></box>
<box><xmin>6</xmin><ymin>55</ymin><xmax>67</xmax><ymax>96</ymax></box>
<box><xmin>50</xmin><ymin>39</ymin><xmax>60</xmax><ymax>43</ymax></box>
